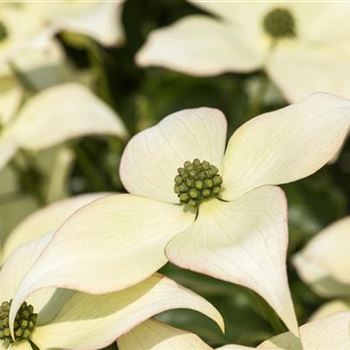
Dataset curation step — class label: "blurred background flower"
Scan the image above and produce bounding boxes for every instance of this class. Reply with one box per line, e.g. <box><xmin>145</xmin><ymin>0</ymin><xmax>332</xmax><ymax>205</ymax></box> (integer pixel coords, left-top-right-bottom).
<box><xmin>137</xmin><ymin>2</ymin><xmax>350</xmax><ymax>102</ymax></box>
<box><xmin>0</xmin><ymin>1</ymin><xmax>349</xmax><ymax>349</ymax></box>
<box><xmin>0</xmin><ymin>0</ymin><xmax>127</xmax><ymax>251</ymax></box>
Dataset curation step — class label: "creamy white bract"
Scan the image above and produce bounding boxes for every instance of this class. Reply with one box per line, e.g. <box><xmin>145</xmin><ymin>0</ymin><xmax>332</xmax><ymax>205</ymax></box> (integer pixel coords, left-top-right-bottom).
<box><xmin>0</xmin><ymin>83</ymin><xmax>127</xmax><ymax>172</ymax></box>
<box><xmin>137</xmin><ymin>2</ymin><xmax>350</xmax><ymax>102</ymax></box>
<box><xmin>0</xmin><ymin>1</ymin><xmax>124</xmax><ymax>68</ymax></box>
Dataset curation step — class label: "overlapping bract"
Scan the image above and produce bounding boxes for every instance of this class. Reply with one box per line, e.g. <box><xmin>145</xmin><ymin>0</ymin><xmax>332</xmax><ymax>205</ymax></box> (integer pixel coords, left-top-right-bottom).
<box><xmin>0</xmin><ymin>195</ymin><xmax>223</xmax><ymax>350</ymax></box>
<box><xmin>7</xmin><ymin>92</ymin><xmax>350</xmax><ymax>339</ymax></box>
<box><xmin>119</xmin><ymin>312</ymin><xmax>350</xmax><ymax>350</ymax></box>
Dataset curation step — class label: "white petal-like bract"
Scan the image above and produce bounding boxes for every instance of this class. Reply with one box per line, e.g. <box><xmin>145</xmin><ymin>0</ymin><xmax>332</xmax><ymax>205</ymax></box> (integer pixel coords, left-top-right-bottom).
<box><xmin>31</xmin><ymin>274</ymin><xmax>223</xmax><ymax>350</ymax></box>
<box><xmin>222</xmin><ymin>93</ymin><xmax>350</xmax><ymax>200</ymax></box>
<box><xmin>137</xmin><ymin>15</ymin><xmax>265</xmax><ymax>75</ymax></box>
<box><xmin>9</xmin><ymin>83</ymin><xmax>127</xmax><ymax>151</ymax></box>
<box><xmin>166</xmin><ymin>186</ymin><xmax>298</xmax><ymax>334</ymax></box>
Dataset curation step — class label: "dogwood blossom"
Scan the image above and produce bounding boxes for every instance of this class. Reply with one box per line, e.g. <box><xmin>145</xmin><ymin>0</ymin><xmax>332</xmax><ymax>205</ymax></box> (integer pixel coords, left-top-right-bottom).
<box><xmin>0</xmin><ymin>1</ymin><xmax>125</xmax><ymax>132</ymax></box>
<box><xmin>137</xmin><ymin>2</ymin><xmax>350</xmax><ymax>101</ymax></box>
<box><xmin>0</xmin><ymin>1</ymin><xmax>124</xmax><ymax>67</ymax></box>
<box><xmin>0</xmin><ymin>234</ymin><xmax>223</xmax><ymax>349</ymax></box>
<box><xmin>32</xmin><ymin>0</ymin><xmax>125</xmax><ymax>47</ymax></box>
<box><xmin>0</xmin><ymin>3</ymin><xmax>54</xmax><ymax>69</ymax></box>
<box><xmin>7</xmin><ymin>92</ymin><xmax>350</xmax><ymax>337</ymax></box>
<box><xmin>0</xmin><ymin>83</ymin><xmax>127</xmax><ymax>171</ymax></box>
<box><xmin>118</xmin><ymin>312</ymin><xmax>350</xmax><ymax>350</ymax></box>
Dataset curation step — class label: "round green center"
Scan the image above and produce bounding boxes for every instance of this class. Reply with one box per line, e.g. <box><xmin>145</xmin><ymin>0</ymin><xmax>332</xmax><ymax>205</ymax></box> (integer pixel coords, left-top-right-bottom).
<box><xmin>174</xmin><ymin>159</ymin><xmax>223</xmax><ymax>208</ymax></box>
<box><xmin>0</xmin><ymin>22</ymin><xmax>8</xmax><ymax>42</ymax></box>
<box><xmin>0</xmin><ymin>300</ymin><xmax>37</xmax><ymax>347</ymax></box>
<box><xmin>263</xmin><ymin>8</ymin><xmax>296</xmax><ymax>39</ymax></box>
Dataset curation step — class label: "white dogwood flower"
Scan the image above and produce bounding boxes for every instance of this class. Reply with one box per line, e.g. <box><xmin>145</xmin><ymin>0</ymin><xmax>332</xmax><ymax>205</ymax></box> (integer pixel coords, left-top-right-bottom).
<box><xmin>137</xmin><ymin>2</ymin><xmax>350</xmax><ymax>101</ymax></box>
<box><xmin>118</xmin><ymin>312</ymin><xmax>350</xmax><ymax>350</ymax></box>
<box><xmin>0</xmin><ymin>3</ymin><xmax>127</xmax><ymax>171</ymax></box>
<box><xmin>0</xmin><ymin>4</ymin><xmax>53</xmax><ymax>68</ymax></box>
<box><xmin>0</xmin><ymin>83</ymin><xmax>127</xmax><ymax>172</ymax></box>
<box><xmin>0</xmin><ymin>1</ymin><xmax>124</xmax><ymax>67</ymax></box>
<box><xmin>0</xmin><ymin>235</ymin><xmax>222</xmax><ymax>349</ymax></box>
<box><xmin>7</xmin><ymin>92</ymin><xmax>350</xmax><ymax>337</ymax></box>
<box><xmin>31</xmin><ymin>0</ymin><xmax>125</xmax><ymax>47</ymax></box>
<box><xmin>0</xmin><ymin>1</ymin><xmax>125</xmax><ymax>125</ymax></box>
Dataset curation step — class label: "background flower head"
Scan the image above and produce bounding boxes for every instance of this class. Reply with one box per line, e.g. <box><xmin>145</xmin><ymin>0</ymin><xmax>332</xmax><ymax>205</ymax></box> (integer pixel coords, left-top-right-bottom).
<box><xmin>137</xmin><ymin>2</ymin><xmax>350</xmax><ymax>102</ymax></box>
